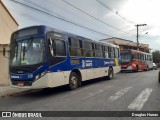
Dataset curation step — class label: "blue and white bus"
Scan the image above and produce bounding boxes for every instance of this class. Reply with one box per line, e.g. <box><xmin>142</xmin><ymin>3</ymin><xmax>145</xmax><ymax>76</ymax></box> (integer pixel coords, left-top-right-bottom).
<box><xmin>5</xmin><ymin>25</ymin><xmax>121</xmax><ymax>89</ymax></box>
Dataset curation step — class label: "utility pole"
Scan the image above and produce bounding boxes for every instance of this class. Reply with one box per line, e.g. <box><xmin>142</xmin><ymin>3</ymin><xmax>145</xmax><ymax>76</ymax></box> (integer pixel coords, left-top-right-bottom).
<box><xmin>135</xmin><ymin>24</ymin><xmax>147</xmax><ymax>50</ymax></box>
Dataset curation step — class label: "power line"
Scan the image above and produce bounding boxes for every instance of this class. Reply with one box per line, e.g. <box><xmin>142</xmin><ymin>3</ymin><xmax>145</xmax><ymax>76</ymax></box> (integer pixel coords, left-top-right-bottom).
<box><xmin>10</xmin><ymin>0</ymin><xmax>113</xmax><ymax>38</ymax></box>
<box><xmin>62</xmin><ymin>0</ymin><xmax>135</xmax><ymax>36</ymax></box>
<box><xmin>24</xmin><ymin>0</ymin><xmax>92</xmax><ymax>25</ymax></box>
<box><xmin>96</xmin><ymin>0</ymin><xmax>135</xmax><ymax>26</ymax></box>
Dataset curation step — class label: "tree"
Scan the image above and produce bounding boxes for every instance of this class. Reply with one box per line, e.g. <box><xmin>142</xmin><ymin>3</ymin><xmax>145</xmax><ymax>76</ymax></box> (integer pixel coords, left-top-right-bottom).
<box><xmin>152</xmin><ymin>50</ymin><xmax>160</xmax><ymax>63</ymax></box>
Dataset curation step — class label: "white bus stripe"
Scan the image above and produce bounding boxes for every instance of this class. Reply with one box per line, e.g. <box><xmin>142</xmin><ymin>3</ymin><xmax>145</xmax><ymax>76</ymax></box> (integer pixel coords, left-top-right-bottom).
<box><xmin>109</xmin><ymin>86</ymin><xmax>132</xmax><ymax>101</ymax></box>
<box><xmin>128</xmin><ymin>88</ymin><xmax>152</xmax><ymax>110</ymax></box>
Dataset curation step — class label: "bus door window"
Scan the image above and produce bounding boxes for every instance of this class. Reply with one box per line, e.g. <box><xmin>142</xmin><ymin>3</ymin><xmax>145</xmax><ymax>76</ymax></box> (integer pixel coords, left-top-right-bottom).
<box><xmin>115</xmin><ymin>48</ymin><xmax>119</xmax><ymax>58</ymax></box>
<box><xmin>48</xmin><ymin>38</ymin><xmax>54</xmax><ymax>56</ymax></box>
<box><xmin>138</xmin><ymin>53</ymin><xmax>140</xmax><ymax>60</ymax></box>
<box><xmin>110</xmin><ymin>47</ymin><xmax>115</xmax><ymax>58</ymax></box>
<box><xmin>131</xmin><ymin>52</ymin><xmax>135</xmax><ymax>61</ymax></box>
<box><xmin>117</xmin><ymin>48</ymin><xmax>120</xmax><ymax>58</ymax></box>
<box><xmin>104</xmin><ymin>46</ymin><xmax>109</xmax><ymax>58</ymax></box>
<box><xmin>142</xmin><ymin>54</ymin><xmax>145</xmax><ymax>64</ymax></box>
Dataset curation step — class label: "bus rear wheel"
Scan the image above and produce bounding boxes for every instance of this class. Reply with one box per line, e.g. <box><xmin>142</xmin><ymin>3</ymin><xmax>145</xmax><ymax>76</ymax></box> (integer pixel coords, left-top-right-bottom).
<box><xmin>69</xmin><ymin>72</ymin><xmax>79</xmax><ymax>90</ymax></box>
<box><xmin>136</xmin><ymin>65</ymin><xmax>139</xmax><ymax>72</ymax></box>
<box><xmin>107</xmin><ymin>68</ymin><xmax>114</xmax><ymax>80</ymax></box>
<box><xmin>146</xmin><ymin>65</ymin><xmax>149</xmax><ymax>71</ymax></box>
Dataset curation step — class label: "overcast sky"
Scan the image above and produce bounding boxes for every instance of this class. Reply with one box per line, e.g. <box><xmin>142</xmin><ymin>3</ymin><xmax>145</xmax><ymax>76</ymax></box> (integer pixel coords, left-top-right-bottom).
<box><xmin>3</xmin><ymin>0</ymin><xmax>160</xmax><ymax>51</ymax></box>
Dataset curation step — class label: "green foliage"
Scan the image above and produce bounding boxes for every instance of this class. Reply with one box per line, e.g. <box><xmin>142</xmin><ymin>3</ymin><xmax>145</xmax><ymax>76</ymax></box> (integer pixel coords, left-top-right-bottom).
<box><xmin>152</xmin><ymin>50</ymin><xmax>160</xmax><ymax>63</ymax></box>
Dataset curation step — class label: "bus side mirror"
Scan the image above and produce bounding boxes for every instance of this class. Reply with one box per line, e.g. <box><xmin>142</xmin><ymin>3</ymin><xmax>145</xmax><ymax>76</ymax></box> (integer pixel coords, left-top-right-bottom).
<box><xmin>3</xmin><ymin>48</ymin><xmax>5</xmax><ymax>57</ymax></box>
<box><xmin>48</xmin><ymin>38</ymin><xmax>56</xmax><ymax>56</ymax></box>
<box><xmin>48</xmin><ymin>38</ymin><xmax>52</xmax><ymax>46</ymax></box>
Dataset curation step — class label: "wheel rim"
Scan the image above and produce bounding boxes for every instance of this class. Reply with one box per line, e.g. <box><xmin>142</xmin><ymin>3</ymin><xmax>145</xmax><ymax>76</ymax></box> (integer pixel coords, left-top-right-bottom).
<box><xmin>70</xmin><ymin>76</ymin><xmax>77</xmax><ymax>88</ymax></box>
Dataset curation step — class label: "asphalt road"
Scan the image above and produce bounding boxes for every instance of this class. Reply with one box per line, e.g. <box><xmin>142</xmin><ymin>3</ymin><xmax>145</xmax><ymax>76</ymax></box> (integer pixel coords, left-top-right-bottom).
<box><xmin>0</xmin><ymin>69</ymin><xmax>160</xmax><ymax>120</ymax></box>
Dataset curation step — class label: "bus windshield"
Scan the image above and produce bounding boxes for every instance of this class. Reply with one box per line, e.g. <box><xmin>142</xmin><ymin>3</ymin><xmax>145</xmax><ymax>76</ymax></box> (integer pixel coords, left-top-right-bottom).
<box><xmin>10</xmin><ymin>38</ymin><xmax>45</xmax><ymax>66</ymax></box>
<box><xmin>120</xmin><ymin>51</ymin><xmax>131</xmax><ymax>64</ymax></box>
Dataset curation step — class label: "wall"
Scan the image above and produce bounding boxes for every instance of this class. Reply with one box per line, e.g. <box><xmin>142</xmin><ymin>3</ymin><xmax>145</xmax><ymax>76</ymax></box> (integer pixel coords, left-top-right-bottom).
<box><xmin>0</xmin><ymin>46</ymin><xmax>9</xmax><ymax>85</ymax></box>
<box><xmin>0</xmin><ymin>1</ymin><xmax>18</xmax><ymax>85</ymax></box>
<box><xmin>0</xmin><ymin>2</ymin><xmax>18</xmax><ymax>44</ymax></box>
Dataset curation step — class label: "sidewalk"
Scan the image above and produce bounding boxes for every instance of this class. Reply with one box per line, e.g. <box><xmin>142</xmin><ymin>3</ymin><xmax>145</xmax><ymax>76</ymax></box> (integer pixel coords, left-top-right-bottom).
<box><xmin>0</xmin><ymin>86</ymin><xmax>30</xmax><ymax>98</ymax></box>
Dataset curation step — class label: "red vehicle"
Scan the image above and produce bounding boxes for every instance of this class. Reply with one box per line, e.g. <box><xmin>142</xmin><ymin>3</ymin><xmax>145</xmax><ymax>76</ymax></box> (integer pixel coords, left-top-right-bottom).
<box><xmin>120</xmin><ymin>49</ymin><xmax>153</xmax><ymax>72</ymax></box>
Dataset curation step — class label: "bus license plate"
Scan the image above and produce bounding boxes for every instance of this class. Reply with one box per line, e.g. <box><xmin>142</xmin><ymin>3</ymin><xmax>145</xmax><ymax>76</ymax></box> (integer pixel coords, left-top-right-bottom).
<box><xmin>18</xmin><ymin>82</ymin><xmax>24</xmax><ymax>86</ymax></box>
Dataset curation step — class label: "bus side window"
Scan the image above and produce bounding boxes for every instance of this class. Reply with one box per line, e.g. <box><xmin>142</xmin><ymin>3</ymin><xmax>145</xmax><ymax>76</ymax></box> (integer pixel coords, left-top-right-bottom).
<box><xmin>141</xmin><ymin>54</ymin><xmax>144</xmax><ymax>60</ymax></box>
<box><xmin>150</xmin><ymin>55</ymin><xmax>153</xmax><ymax>61</ymax></box>
<box><xmin>84</xmin><ymin>40</ymin><xmax>94</xmax><ymax>57</ymax></box>
<box><xmin>69</xmin><ymin>37</ymin><xmax>83</xmax><ymax>57</ymax></box>
<box><xmin>140</xmin><ymin>54</ymin><xmax>142</xmax><ymax>60</ymax></box>
<box><xmin>108</xmin><ymin>47</ymin><xmax>111</xmax><ymax>58</ymax></box>
<box><xmin>95</xmin><ymin>43</ymin><xmax>103</xmax><ymax>58</ymax></box>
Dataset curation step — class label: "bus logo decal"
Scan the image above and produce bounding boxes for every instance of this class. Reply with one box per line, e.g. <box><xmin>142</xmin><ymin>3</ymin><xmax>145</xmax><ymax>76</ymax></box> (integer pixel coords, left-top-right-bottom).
<box><xmin>82</xmin><ymin>60</ymin><xmax>85</xmax><ymax>68</ymax></box>
<box><xmin>82</xmin><ymin>60</ymin><xmax>93</xmax><ymax>68</ymax></box>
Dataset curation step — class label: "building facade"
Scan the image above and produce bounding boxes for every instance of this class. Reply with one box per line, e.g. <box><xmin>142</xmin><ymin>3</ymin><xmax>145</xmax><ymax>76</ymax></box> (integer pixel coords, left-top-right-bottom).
<box><xmin>100</xmin><ymin>37</ymin><xmax>150</xmax><ymax>53</ymax></box>
<box><xmin>0</xmin><ymin>0</ymin><xmax>18</xmax><ymax>85</ymax></box>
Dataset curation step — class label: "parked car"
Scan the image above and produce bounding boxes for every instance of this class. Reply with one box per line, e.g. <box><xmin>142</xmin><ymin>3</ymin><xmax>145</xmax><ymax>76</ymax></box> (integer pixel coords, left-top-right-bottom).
<box><xmin>153</xmin><ymin>63</ymin><xmax>157</xmax><ymax>70</ymax></box>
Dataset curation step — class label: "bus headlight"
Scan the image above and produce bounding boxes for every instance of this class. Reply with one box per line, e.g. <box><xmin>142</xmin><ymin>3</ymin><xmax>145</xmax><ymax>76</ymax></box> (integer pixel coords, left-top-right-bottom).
<box><xmin>35</xmin><ymin>74</ymin><xmax>41</xmax><ymax>80</ymax></box>
<box><xmin>35</xmin><ymin>71</ymin><xmax>46</xmax><ymax>80</ymax></box>
<box><xmin>41</xmin><ymin>71</ymin><xmax>46</xmax><ymax>77</ymax></box>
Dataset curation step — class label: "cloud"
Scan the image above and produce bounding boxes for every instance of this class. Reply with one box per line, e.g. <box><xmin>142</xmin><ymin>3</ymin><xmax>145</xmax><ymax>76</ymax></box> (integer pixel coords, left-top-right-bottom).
<box><xmin>2</xmin><ymin>0</ymin><xmax>160</xmax><ymax>50</ymax></box>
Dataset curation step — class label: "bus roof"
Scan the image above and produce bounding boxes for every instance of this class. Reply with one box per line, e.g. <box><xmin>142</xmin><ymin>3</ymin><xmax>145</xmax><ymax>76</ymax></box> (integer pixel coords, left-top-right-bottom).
<box><xmin>121</xmin><ymin>49</ymin><xmax>151</xmax><ymax>55</ymax></box>
<box><xmin>14</xmin><ymin>25</ymin><xmax>119</xmax><ymax>48</ymax></box>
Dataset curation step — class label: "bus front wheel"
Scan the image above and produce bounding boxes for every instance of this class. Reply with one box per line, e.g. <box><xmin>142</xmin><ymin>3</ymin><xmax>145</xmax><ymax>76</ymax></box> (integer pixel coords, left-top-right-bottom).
<box><xmin>107</xmin><ymin>68</ymin><xmax>114</xmax><ymax>80</ymax></box>
<box><xmin>69</xmin><ymin>72</ymin><xmax>79</xmax><ymax>90</ymax></box>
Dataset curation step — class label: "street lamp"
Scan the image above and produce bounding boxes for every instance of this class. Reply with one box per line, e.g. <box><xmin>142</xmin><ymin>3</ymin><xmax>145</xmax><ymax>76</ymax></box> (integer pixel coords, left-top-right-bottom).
<box><xmin>140</xmin><ymin>32</ymin><xmax>148</xmax><ymax>38</ymax></box>
<box><xmin>135</xmin><ymin>24</ymin><xmax>147</xmax><ymax>50</ymax></box>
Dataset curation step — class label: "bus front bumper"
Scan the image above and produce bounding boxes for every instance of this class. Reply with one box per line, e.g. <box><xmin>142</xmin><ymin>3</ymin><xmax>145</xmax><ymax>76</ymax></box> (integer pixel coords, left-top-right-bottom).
<box><xmin>10</xmin><ymin>73</ymin><xmax>53</xmax><ymax>89</ymax></box>
<box><xmin>121</xmin><ymin>65</ymin><xmax>132</xmax><ymax>71</ymax></box>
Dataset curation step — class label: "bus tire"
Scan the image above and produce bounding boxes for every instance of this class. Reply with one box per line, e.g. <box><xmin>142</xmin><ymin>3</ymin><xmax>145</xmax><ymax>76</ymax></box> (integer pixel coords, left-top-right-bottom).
<box><xmin>107</xmin><ymin>68</ymin><xmax>114</xmax><ymax>80</ymax></box>
<box><xmin>136</xmin><ymin>65</ymin><xmax>139</xmax><ymax>72</ymax></box>
<box><xmin>145</xmin><ymin>65</ymin><xmax>149</xmax><ymax>71</ymax></box>
<box><xmin>78</xmin><ymin>79</ymin><xmax>82</xmax><ymax>87</ymax></box>
<box><xmin>69</xmin><ymin>72</ymin><xmax>79</xmax><ymax>90</ymax></box>
<box><xmin>147</xmin><ymin>65</ymin><xmax>149</xmax><ymax>71</ymax></box>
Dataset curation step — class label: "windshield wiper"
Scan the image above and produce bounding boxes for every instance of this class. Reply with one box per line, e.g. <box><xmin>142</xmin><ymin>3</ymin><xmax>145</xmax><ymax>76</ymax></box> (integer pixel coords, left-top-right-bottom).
<box><xmin>22</xmin><ymin>38</ymin><xmax>33</xmax><ymax>61</ymax></box>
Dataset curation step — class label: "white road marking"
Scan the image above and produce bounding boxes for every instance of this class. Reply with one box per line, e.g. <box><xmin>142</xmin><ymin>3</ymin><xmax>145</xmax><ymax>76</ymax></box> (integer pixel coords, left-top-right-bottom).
<box><xmin>82</xmin><ymin>85</ymin><xmax>113</xmax><ymax>100</ymax></box>
<box><xmin>62</xmin><ymin>87</ymin><xmax>91</xmax><ymax>98</ymax></box>
<box><xmin>128</xmin><ymin>88</ymin><xmax>152</xmax><ymax>110</ymax></box>
<box><xmin>70</xmin><ymin>87</ymin><xmax>91</xmax><ymax>95</ymax></box>
<box><xmin>63</xmin><ymin>84</ymin><xmax>112</xmax><ymax>98</ymax></box>
<box><xmin>109</xmin><ymin>86</ymin><xmax>132</xmax><ymax>101</ymax></box>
